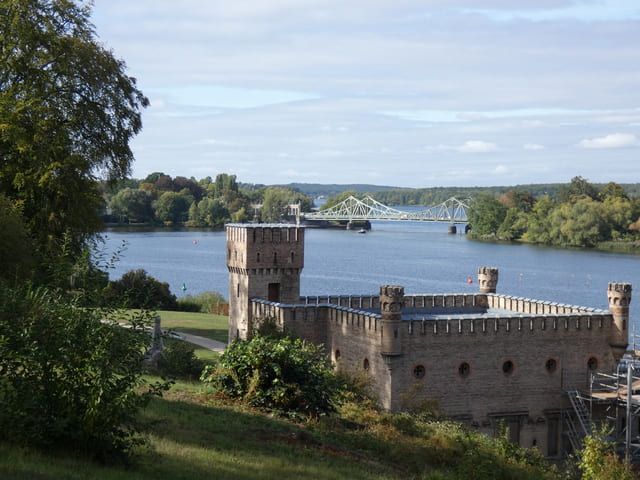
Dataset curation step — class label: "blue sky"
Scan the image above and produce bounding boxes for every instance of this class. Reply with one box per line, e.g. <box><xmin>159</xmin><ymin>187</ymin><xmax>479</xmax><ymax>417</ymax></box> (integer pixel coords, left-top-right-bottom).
<box><xmin>91</xmin><ymin>0</ymin><xmax>640</xmax><ymax>188</ymax></box>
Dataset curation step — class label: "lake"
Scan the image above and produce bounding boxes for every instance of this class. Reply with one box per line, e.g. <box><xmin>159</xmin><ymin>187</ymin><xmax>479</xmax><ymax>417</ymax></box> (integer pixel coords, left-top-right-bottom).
<box><xmin>101</xmin><ymin>221</ymin><xmax>640</xmax><ymax>336</ymax></box>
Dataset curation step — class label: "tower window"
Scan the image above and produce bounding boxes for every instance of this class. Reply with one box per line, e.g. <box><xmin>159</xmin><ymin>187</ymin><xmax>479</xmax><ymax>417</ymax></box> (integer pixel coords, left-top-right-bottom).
<box><xmin>335</xmin><ymin>349</ymin><xmax>341</xmax><ymax>362</ymax></box>
<box><xmin>256</xmin><ymin>252</ymin><xmax>261</xmax><ymax>263</ymax></box>
<box><xmin>587</xmin><ymin>356</ymin><xmax>599</xmax><ymax>371</ymax></box>
<box><xmin>363</xmin><ymin>358</ymin><xmax>370</xmax><ymax>371</ymax></box>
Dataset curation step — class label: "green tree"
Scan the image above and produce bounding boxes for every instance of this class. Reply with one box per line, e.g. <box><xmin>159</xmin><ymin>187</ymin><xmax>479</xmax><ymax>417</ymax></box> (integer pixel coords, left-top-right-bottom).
<box><xmin>0</xmin><ymin>0</ymin><xmax>148</xmax><ymax>259</ymax></box>
<box><xmin>109</xmin><ymin>187</ymin><xmax>153</xmax><ymax>223</ymax></box>
<box><xmin>496</xmin><ymin>207</ymin><xmax>528</xmax><ymax>241</ymax></box>
<box><xmin>198</xmin><ymin>197</ymin><xmax>230</xmax><ymax>228</ymax></box>
<box><xmin>213</xmin><ymin>173</ymin><xmax>239</xmax><ymax>197</ymax></box>
<box><xmin>153</xmin><ymin>191</ymin><xmax>191</xmax><ymax>224</ymax></box>
<box><xmin>600</xmin><ymin>196</ymin><xmax>634</xmax><ymax>240</ymax></box>
<box><xmin>261</xmin><ymin>187</ymin><xmax>295</xmax><ymax>223</ymax></box>
<box><xmin>321</xmin><ymin>190</ymin><xmax>360</xmax><ymax>210</ymax></box>
<box><xmin>599</xmin><ymin>182</ymin><xmax>628</xmax><ymax>201</ymax></box>
<box><xmin>554</xmin><ymin>198</ymin><xmax>605</xmax><ymax>247</ymax></box>
<box><xmin>0</xmin><ymin>194</ymin><xmax>35</xmax><ymax>283</ymax></box>
<box><xmin>521</xmin><ymin>195</ymin><xmax>556</xmax><ymax>245</ymax></box>
<box><xmin>102</xmin><ymin>268</ymin><xmax>178</xmax><ymax>310</ymax></box>
<box><xmin>556</xmin><ymin>176</ymin><xmax>600</xmax><ymax>204</ymax></box>
<box><xmin>467</xmin><ymin>193</ymin><xmax>508</xmax><ymax>236</ymax></box>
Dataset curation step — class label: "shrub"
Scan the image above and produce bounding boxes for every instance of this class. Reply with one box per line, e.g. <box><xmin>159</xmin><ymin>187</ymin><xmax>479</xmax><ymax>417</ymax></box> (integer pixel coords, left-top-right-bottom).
<box><xmin>578</xmin><ymin>424</ymin><xmax>634</xmax><ymax>480</ymax></box>
<box><xmin>178</xmin><ymin>291</ymin><xmax>226</xmax><ymax>313</ymax></box>
<box><xmin>102</xmin><ymin>268</ymin><xmax>178</xmax><ymax>310</ymax></box>
<box><xmin>160</xmin><ymin>339</ymin><xmax>206</xmax><ymax>380</ymax></box>
<box><xmin>201</xmin><ymin>334</ymin><xmax>341</xmax><ymax>418</ymax></box>
<box><xmin>0</xmin><ymin>284</ymin><xmax>165</xmax><ymax>462</ymax></box>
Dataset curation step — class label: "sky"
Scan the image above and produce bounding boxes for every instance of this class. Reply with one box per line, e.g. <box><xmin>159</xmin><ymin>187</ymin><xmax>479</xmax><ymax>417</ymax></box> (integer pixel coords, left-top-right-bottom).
<box><xmin>91</xmin><ymin>0</ymin><xmax>640</xmax><ymax>188</ymax></box>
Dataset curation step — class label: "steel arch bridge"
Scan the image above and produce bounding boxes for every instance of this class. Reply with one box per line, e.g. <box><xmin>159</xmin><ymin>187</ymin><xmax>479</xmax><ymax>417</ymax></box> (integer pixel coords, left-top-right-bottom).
<box><xmin>301</xmin><ymin>195</ymin><xmax>469</xmax><ymax>223</ymax></box>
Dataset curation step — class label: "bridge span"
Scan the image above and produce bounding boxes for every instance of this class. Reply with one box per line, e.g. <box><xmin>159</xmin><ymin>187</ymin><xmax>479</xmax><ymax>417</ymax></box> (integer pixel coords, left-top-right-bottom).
<box><xmin>299</xmin><ymin>195</ymin><xmax>469</xmax><ymax>226</ymax></box>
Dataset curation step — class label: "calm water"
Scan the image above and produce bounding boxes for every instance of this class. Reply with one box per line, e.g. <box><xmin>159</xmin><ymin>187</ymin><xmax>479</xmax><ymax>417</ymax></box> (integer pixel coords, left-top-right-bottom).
<box><xmin>101</xmin><ymin>222</ymin><xmax>640</xmax><ymax>334</ymax></box>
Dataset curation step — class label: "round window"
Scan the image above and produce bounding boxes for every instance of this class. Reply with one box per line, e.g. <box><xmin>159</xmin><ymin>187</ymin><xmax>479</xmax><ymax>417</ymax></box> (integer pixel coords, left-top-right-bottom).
<box><xmin>413</xmin><ymin>364</ymin><xmax>426</xmax><ymax>379</ymax></box>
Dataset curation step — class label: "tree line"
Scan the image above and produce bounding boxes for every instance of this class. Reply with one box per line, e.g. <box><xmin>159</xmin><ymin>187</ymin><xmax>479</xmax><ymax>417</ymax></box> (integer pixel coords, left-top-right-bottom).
<box><xmin>369</xmin><ymin>182</ymin><xmax>640</xmax><ymax>207</ymax></box>
<box><xmin>467</xmin><ymin>176</ymin><xmax>640</xmax><ymax>250</ymax></box>
<box><xmin>104</xmin><ymin>172</ymin><xmax>313</xmax><ymax>228</ymax></box>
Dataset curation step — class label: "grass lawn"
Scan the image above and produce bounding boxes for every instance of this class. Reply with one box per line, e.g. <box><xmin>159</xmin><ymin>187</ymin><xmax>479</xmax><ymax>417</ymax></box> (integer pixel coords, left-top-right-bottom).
<box><xmin>157</xmin><ymin>310</ymin><xmax>228</xmax><ymax>344</ymax></box>
<box><xmin>0</xmin><ymin>379</ymin><xmax>561</xmax><ymax>480</ymax></box>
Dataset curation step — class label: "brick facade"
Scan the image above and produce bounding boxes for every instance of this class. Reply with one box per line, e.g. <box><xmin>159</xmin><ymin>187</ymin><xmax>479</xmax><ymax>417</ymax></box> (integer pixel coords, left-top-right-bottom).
<box><xmin>226</xmin><ymin>224</ymin><xmax>632</xmax><ymax>458</ymax></box>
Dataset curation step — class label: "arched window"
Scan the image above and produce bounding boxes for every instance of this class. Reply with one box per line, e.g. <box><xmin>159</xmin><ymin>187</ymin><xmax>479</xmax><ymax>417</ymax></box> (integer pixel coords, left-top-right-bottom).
<box><xmin>502</xmin><ymin>360</ymin><xmax>515</xmax><ymax>376</ymax></box>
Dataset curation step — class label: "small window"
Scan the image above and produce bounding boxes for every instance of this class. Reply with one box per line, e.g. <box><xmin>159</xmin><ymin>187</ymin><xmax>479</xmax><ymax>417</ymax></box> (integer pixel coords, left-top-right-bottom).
<box><xmin>458</xmin><ymin>361</ymin><xmax>471</xmax><ymax>378</ymax></box>
<box><xmin>587</xmin><ymin>356</ymin><xmax>599</xmax><ymax>371</ymax></box>
<box><xmin>335</xmin><ymin>349</ymin><xmax>341</xmax><ymax>362</ymax></box>
<box><xmin>290</xmin><ymin>251</ymin><xmax>295</xmax><ymax>263</ymax></box>
<box><xmin>256</xmin><ymin>252</ymin><xmax>261</xmax><ymax>263</ymax></box>
<box><xmin>413</xmin><ymin>364</ymin><xmax>426</xmax><ymax>380</ymax></box>
<box><xmin>502</xmin><ymin>360</ymin><xmax>515</xmax><ymax>376</ymax></box>
<box><xmin>545</xmin><ymin>358</ymin><xmax>558</xmax><ymax>374</ymax></box>
<box><xmin>363</xmin><ymin>358</ymin><xmax>370</xmax><ymax>371</ymax></box>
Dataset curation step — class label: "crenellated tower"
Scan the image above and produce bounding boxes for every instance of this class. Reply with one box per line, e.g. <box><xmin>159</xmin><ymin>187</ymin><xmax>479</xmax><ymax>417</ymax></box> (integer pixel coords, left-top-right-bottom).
<box><xmin>478</xmin><ymin>266</ymin><xmax>499</xmax><ymax>294</ymax></box>
<box><xmin>226</xmin><ymin>224</ymin><xmax>305</xmax><ymax>342</ymax></box>
<box><xmin>380</xmin><ymin>285</ymin><xmax>405</xmax><ymax>356</ymax></box>
<box><xmin>607</xmin><ymin>282</ymin><xmax>632</xmax><ymax>359</ymax></box>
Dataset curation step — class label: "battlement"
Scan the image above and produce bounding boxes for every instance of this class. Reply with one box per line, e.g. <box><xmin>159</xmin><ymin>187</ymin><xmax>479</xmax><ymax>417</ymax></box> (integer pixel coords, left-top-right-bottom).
<box><xmin>226</xmin><ymin>224</ymin><xmax>305</xmax><ymax>270</ymax></box>
<box><xmin>249</xmin><ymin>292</ymin><xmax>616</xmax><ymax>344</ymax></box>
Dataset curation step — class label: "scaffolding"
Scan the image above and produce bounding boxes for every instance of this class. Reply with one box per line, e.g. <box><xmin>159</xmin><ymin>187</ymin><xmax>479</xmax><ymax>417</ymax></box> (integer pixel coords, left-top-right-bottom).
<box><xmin>564</xmin><ymin>334</ymin><xmax>640</xmax><ymax>463</ymax></box>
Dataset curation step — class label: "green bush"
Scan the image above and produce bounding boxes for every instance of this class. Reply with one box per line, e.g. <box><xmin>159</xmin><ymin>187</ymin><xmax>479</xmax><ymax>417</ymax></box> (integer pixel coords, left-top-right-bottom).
<box><xmin>201</xmin><ymin>334</ymin><xmax>341</xmax><ymax>418</ymax></box>
<box><xmin>102</xmin><ymin>269</ymin><xmax>178</xmax><ymax>310</ymax></box>
<box><xmin>178</xmin><ymin>291</ymin><xmax>226</xmax><ymax>313</ymax></box>
<box><xmin>160</xmin><ymin>339</ymin><xmax>206</xmax><ymax>380</ymax></box>
<box><xmin>0</xmin><ymin>284</ymin><xmax>165</xmax><ymax>462</ymax></box>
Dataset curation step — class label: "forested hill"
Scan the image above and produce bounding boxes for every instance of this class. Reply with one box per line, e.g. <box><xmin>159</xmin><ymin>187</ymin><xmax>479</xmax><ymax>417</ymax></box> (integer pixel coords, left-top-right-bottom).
<box><xmin>279</xmin><ymin>182</ymin><xmax>640</xmax><ymax>206</ymax></box>
<box><xmin>273</xmin><ymin>183</ymin><xmax>399</xmax><ymax>199</ymax></box>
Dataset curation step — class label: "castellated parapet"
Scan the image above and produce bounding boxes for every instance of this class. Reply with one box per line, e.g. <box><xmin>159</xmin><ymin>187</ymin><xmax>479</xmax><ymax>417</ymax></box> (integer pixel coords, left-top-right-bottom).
<box><xmin>225</xmin><ymin>223</ymin><xmax>632</xmax><ymax>459</ymax></box>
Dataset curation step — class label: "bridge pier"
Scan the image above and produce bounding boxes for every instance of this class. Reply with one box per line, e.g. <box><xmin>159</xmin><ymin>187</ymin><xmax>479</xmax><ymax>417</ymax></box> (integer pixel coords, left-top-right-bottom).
<box><xmin>448</xmin><ymin>225</ymin><xmax>457</xmax><ymax>234</ymax></box>
<box><xmin>347</xmin><ymin>220</ymin><xmax>371</xmax><ymax>231</ymax></box>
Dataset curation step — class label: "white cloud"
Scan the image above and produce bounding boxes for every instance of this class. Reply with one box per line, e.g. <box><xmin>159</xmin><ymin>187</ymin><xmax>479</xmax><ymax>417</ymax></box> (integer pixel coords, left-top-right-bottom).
<box><xmin>456</xmin><ymin>141</ymin><xmax>499</xmax><ymax>153</ymax></box>
<box><xmin>90</xmin><ymin>1</ymin><xmax>640</xmax><ymax>187</ymax></box>
<box><xmin>578</xmin><ymin>133</ymin><xmax>640</xmax><ymax>149</ymax></box>
<box><xmin>523</xmin><ymin>143</ymin><xmax>545</xmax><ymax>150</ymax></box>
<box><xmin>493</xmin><ymin>165</ymin><xmax>509</xmax><ymax>174</ymax></box>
